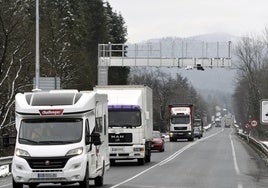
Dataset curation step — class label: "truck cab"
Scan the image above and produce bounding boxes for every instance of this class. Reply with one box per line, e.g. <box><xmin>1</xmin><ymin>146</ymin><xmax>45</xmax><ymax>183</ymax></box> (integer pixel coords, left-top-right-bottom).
<box><xmin>168</xmin><ymin>104</ymin><xmax>194</xmax><ymax>142</ymax></box>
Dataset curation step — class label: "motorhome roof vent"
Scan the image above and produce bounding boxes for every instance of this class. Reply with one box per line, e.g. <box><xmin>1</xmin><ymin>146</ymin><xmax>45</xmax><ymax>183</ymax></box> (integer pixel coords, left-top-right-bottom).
<box><xmin>26</xmin><ymin>92</ymin><xmax>82</xmax><ymax>106</ymax></box>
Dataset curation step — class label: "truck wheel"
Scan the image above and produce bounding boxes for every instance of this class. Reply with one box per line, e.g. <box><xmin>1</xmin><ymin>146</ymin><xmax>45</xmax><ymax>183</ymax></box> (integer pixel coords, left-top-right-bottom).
<box><xmin>12</xmin><ymin>178</ymin><xmax>23</xmax><ymax>188</ymax></box>
<box><xmin>145</xmin><ymin>149</ymin><xmax>151</xmax><ymax>162</ymax></box>
<box><xmin>188</xmin><ymin>137</ymin><xmax>194</xmax><ymax>141</ymax></box>
<box><xmin>29</xmin><ymin>183</ymin><xmax>38</xmax><ymax>188</ymax></box>
<box><xmin>137</xmin><ymin>158</ymin><xmax>145</xmax><ymax>165</ymax></box>
<box><xmin>110</xmin><ymin>159</ymin><xmax>115</xmax><ymax>166</ymax></box>
<box><xmin>170</xmin><ymin>138</ymin><xmax>174</xmax><ymax>142</ymax></box>
<box><xmin>79</xmin><ymin>166</ymin><xmax>89</xmax><ymax>188</ymax></box>
<box><xmin>94</xmin><ymin>175</ymin><xmax>104</xmax><ymax>186</ymax></box>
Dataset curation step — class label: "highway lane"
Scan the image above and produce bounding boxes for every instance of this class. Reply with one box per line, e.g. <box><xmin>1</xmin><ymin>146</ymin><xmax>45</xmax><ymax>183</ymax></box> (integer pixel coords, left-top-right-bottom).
<box><xmin>104</xmin><ymin>127</ymin><xmax>268</xmax><ymax>188</ymax></box>
<box><xmin>1</xmin><ymin>127</ymin><xmax>268</xmax><ymax>188</ymax></box>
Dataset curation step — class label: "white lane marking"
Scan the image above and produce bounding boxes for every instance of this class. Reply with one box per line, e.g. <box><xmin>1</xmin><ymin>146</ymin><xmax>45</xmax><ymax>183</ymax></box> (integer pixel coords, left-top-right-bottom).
<box><xmin>110</xmin><ymin>129</ymin><xmax>224</xmax><ymax>188</ymax></box>
<box><xmin>229</xmin><ymin>129</ymin><xmax>243</xmax><ymax>188</ymax></box>
<box><xmin>238</xmin><ymin>183</ymin><xmax>243</xmax><ymax>188</ymax></box>
<box><xmin>159</xmin><ymin>128</ymin><xmax>224</xmax><ymax>166</ymax></box>
<box><xmin>229</xmin><ymin>130</ymin><xmax>240</xmax><ymax>175</ymax></box>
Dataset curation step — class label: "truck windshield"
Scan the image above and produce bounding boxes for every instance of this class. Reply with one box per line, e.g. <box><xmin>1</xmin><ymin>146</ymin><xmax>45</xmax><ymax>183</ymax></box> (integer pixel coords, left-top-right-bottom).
<box><xmin>19</xmin><ymin>118</ymin><xmax>83</xmax><ymax>145</ymax></box>
<box><xmin>108</xmin><ymin>110</ymin><xmax>141</xmax><ymax>127</ymax></box>
<box><xmin>171</xmin><ymin>115</ymin><xmax>190</xmax><ymax>124</ymax></box>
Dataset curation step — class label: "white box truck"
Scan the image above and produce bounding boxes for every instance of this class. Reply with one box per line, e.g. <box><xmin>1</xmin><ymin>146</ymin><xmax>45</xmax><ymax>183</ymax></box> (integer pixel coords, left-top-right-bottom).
<box><xmin>168</xmin><ymin>104</ymin><xmax>194</xmax><ymax>141</ymax></box>
<box><xmin>94</xmin><ymin>85</ymin><xmax>153</xmax><ymax>165</ymax></box>
<box><xmin>11</xmin><ymin>90</ymin><xmax>110</xmax><ymax>188</ymax></box>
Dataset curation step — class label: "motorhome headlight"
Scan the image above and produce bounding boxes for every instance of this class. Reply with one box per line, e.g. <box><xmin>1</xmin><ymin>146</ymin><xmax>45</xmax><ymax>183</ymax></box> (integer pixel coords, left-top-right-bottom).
<box><xmin>15</xmin><ymin>148</ymin><xmax>31</xmax><ymax>157</ymax></box>
<box><xmin>66</xmin><ymin>147</ymin><xmax>83</xmax><ymax>157</ymax></box>
<box><xmin>188</xmin><ymin>132</ymin><xmax>192</xmax><ymax>135</ymax></box>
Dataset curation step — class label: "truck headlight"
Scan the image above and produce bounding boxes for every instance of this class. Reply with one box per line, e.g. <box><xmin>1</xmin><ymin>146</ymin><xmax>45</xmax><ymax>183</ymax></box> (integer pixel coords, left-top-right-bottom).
<box><xmin>16</xmin><ymin>148</ymin><xmax>30</xmax><ymax>157</ymax></box>
<box><xmin>66</xmin><ymin>147</ymin><xmax>83</xmax><ymax>156</ymax></box>
<box><xmin>133</xmin><ymin>147</ymin><xmax>144</xmax><ymax>152</ymax></box>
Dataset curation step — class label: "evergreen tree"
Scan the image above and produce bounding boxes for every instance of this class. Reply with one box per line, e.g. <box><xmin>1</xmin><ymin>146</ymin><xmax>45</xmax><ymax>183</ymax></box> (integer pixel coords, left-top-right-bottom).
<box><xmin>105</xmin><ymin>2</ymin><xmax>129</xmax><ymax>85</ymax></box>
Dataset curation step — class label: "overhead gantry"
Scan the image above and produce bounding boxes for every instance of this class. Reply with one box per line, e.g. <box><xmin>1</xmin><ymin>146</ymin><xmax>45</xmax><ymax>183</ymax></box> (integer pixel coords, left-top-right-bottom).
<box><xmin>98</xmin><ymin>41</ymin><xmax>232</xmax><ymax>85</ymax></box>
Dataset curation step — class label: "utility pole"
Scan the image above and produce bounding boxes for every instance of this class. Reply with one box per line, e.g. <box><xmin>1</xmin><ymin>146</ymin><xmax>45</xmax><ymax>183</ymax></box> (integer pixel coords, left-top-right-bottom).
<box><xmin>35</xmin><ymin>0</ymin><xmax>40</xmax><ymax>90</ymax></box>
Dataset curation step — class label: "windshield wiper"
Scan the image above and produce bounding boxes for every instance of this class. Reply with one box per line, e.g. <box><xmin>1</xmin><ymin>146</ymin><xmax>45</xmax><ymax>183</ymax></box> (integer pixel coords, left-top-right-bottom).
<box><xmin>38</xmin><ymin>140</ymin><xmax>77</xmax><ymax>144</ymax></box>
<box><xmin>19</xmin><ymin>138</ymin><xmax>39</xmax><ymax>144</ymax></box>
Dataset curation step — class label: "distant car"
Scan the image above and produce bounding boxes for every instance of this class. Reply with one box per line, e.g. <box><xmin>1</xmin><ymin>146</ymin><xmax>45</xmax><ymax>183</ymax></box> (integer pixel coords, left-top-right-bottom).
<box><xmin>151</xmin><ymin>131</ymin><xmax>165</xmax><ymax>152</ymax></box>
<box><xmin>193</xmin><ymin>127</ymin><xmax>202</xmax><ymax>139</ymax></box>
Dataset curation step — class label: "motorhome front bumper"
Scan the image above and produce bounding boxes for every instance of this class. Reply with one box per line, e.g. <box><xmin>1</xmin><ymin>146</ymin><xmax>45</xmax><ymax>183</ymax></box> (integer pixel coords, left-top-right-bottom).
<box><xmin>12</xmin><ymin>154</ymin><xmax>87</xmax><ymax>183</ymax></box>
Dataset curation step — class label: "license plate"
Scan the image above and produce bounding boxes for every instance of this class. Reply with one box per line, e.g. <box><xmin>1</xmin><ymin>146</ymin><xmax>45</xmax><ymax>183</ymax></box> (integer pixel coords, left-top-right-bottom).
<box><xmin>37</xmin><ymin>173</ymin><xmax>57</xmax><ymax>178</ymax></box>
<box><xmin>111</xmin><ymin>147</ymin><xmax>124</xmax><ymax>152</ymax></box>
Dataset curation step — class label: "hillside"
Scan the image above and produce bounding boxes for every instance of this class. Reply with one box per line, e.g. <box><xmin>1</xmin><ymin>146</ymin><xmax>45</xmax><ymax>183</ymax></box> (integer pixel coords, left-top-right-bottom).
<box><xmin>129</xmin><ymin>32</ymin><xmax>239</xmax><ymax>94</ymax></box>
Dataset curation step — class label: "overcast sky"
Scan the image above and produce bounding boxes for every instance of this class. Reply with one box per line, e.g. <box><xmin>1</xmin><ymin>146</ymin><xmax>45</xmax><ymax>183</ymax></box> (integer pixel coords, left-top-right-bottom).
<box><xmin>107</xmin><ymin>0</ymin><xmax>268</xmax><ymax>43</ymax></box>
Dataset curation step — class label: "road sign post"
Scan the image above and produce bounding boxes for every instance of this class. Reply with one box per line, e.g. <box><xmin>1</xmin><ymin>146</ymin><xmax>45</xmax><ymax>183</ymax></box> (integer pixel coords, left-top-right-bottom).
<box><xmin>260</xmin><ymin>99</ymin><xmax>268</xmax><ymax>125</ymax></box>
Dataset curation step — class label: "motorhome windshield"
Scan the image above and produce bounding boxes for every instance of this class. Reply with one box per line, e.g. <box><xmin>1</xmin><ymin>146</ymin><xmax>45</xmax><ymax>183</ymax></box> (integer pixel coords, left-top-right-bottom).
<box><xmin>19</xmin><ymin>118</ymin><xmax>83</xmax><ymax>145</ymax></box>
<box><xmin>108</xmin><ymin>110</ymin><xmax>141</xmax><ymax>127</ymax></box>
<box><xmin>171</xmin><ymin>115</ymin><xmax>190</xmax><ymax>124</ymax></box>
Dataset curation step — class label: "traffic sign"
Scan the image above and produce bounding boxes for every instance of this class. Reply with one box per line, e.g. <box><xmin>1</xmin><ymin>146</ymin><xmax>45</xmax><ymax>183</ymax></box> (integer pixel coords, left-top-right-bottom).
<box><xmin>260</xmin><ymin>99</ymin><xmax>268</xmax><ymax>125</ymax></box>
<box><xmin>250</xmin><ymin>119</ymin><xmax>258</xmax><ymax>128</ymax></box>
<box><xmin>245</xmin><ymin>123</ymin><xmax>250</xmax><ymax>128</ymax></box>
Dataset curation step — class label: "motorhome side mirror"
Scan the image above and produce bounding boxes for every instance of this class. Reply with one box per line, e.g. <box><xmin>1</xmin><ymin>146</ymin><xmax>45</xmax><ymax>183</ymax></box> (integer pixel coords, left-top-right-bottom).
<box><xmin>2</xmin><ymin>134</ymin><xmax>10</xmax><ymax>148</ymax></box>
<box><xmin>91</xmin><ymin>133</ymin><xmax>101</xmax><ymax>146</ymax></box>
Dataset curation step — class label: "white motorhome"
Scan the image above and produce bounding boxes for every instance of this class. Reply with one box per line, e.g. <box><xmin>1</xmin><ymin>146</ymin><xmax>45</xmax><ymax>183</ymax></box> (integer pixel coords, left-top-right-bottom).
<box><xmin>12</xmin><ymin>90</ymin><xmax>109</xmax><ymax>188</ymax></box>
<box><xmin>94</xmin><ymin>85</ymin><xmax>153</xmax><ymax>165</ymax></box>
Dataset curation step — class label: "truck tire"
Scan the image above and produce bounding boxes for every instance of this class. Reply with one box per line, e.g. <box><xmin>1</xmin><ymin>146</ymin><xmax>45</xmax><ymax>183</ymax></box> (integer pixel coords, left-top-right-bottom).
<box><xmin>12</xmin><ymin>178</ymin><xmax>23</xmax><ymax>188</ymax></box>
<box><xmin>95</xmin><ymin>175</ymin><xmax>104</xmax><ymax>186</ymax></box>
<box><xmin>170</xmin><ymin>138</ymin><xmax>176</xmax><ymax>142</ymax></box>
<box><xmin>188</xmin><ymin>137</ymin><xmax>194</xmax><ymax>141</ymax></box>
<box><xmin>29</xmin><ymin>183</ymin><xmax>38</xmax><ymax>188</ymax></box>
<box><xmin>145</xmin><ymin>149</ymin><xmax>151</xmax><ymax>162</ymax></box>
<box><xmin>79</xmin><ymin>165</ymin><xmax>89</xmax><ymax>188</ymax></box>
<box><xmin>137</xmin><ymin>158</ymin><xmax>145</xmax><ymax>165</ymax></box>
<box><xmin>110</xmin><ymin>159</ymin><xmax>115</xmax><ymax>166</ymax></box>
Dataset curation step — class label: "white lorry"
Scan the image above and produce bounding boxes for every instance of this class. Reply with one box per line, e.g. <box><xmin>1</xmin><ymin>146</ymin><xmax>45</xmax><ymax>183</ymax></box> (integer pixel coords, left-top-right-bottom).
<box><xmin>94</xmin><ymin>85</ymin><xmax>153</xmax><ymax>165</ymax></box>
<box><xmin>11</xmin><ymin>90</ymin><xmax>110</xmax><ymax>188</ymax></box>
<box><xmin>168</xmin><ymin>104</ymin><xmax>194</xmax><ymax>141</ymax></box>
<box><xmin>223</xmin><ymin>114</ymin><xmax>234</xmax><ymax>128</ymax></box>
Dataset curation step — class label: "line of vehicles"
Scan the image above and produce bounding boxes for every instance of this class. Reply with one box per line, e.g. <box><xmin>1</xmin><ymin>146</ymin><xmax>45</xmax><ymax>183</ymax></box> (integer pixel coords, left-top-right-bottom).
<box><xmin>2</xmin><ymin>85</ymin><xmax>207</xmax><ymax>188</ymax></box>
<box><xmin>214</xmin><ymin>114</ymin><xmax>235</xmax><ymax>128</ymax></box>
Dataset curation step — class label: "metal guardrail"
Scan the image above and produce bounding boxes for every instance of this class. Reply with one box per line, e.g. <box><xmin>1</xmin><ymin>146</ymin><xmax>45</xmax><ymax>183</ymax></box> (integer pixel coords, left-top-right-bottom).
<box><xmin>237</xmin><ymin>131</ymin><xmax>268</xmax><ymax>159</ymax></box>
<box><xmin>0</xmin><ymin>156</ymin><xmax>13</xmax><ymax>166</ymax></box>
<box><xmin>0</xmin><ymin>156</ymin><xmax>12</xmax><ymax>177</ymax></box>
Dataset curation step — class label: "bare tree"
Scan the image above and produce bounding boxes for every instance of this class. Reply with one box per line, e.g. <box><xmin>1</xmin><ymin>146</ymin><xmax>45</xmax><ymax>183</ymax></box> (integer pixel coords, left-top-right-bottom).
<box><xmin>128</xmin><ymin>68</ymin><xmax>208</xmax><ymax>132</ymax></box>
<box><xmin>0</xmin><ymin>1</ymin><xmax>33</xmax><ymax>130</ymax></box>
<box><xmin>234</xmin><ymin>31</ymin><xmax>268</xmax><ymax>138</ymax></box>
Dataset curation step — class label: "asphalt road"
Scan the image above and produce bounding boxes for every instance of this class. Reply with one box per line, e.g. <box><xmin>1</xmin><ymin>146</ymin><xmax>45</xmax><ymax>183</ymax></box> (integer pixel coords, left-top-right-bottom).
<box><xmin>1</xmin><ymin>127</ymin><xmax>268</xmax><ymax>188</ymax></box>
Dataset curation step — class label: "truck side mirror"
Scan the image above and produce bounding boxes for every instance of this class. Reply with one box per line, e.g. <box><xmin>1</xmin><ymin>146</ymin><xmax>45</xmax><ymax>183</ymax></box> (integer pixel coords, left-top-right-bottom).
<box><xmin>2</xmin><ymin>134</ymin><xmax>10</xmax><ymax>148</ymax></box>
<box><xmin>91</xmin><ymin>133</ymin><xmax>101</xmax><ymax>146</ymax></box>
